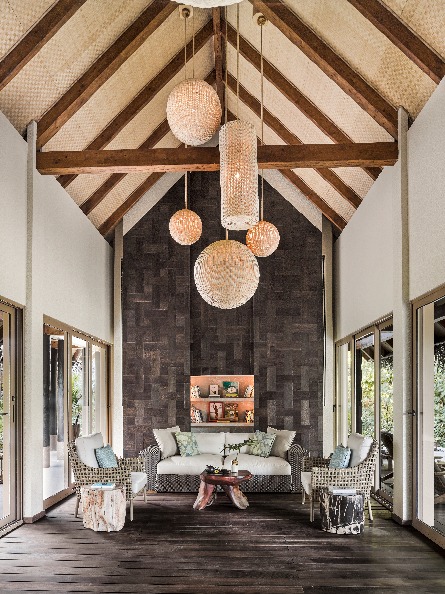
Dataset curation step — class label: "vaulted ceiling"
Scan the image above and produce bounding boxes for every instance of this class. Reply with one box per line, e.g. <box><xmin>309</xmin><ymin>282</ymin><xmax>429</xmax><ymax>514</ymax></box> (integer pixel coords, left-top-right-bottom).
<box><xmin>1</xmin><ymin>0</ymin><xmax>444</xmax><ymax>238</ymax></box>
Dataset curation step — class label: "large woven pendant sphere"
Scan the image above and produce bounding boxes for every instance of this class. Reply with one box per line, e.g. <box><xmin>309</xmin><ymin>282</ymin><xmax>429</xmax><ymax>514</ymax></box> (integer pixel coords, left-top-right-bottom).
<box><xmin>220</xmin><ymin>120</ymin><xmax>259</xmax><ymax>230</ymax></box>
<box><xmin>194</xmin><ymin>240</ymin><xmax>260</xmax><ymax>309</ymax></box>
<box><xmin>167</xmin><ymin>79</ymin><xmax>222</xmax><ymax>146</ymax></box>
<box><xmin>169</xmin><ymin>208</ymin><xmax>202</xmax><ymax>245</ymax></box>
<box><xmin>246</xmin><ymin>220</ymin><xmax>280</xmax><ymax>257</ymax></box>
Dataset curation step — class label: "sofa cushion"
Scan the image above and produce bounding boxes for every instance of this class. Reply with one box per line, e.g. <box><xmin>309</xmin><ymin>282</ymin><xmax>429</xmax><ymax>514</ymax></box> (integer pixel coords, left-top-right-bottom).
<box><xmin>131</xmin><ymin>471</ymin><xmax>147</xmax><ymax>494</ymax></box>
<box><xmin>347</xmin><ymin>433</ymin><xmax>373</xmax><ymax>467</ymax></box>
<box><xmin>267</xmin><ymin>427</ymin><xmax>296</xmax><ymax>459</ymax></box>
<box><xmin>223</xmin><ymin>454</ymin><xmax>291</xmax><ymax>476</ymax></box>
<box><xmin>195</xmin><ymin>432</ymin><xmax>226</xmax><ymax>455</ymax></box>
<box><xmin>157</xmin><ymin>454</ymin><xmax>223</xmax><ymax>475</ymax></box>
<box><xmin>250</xmin><ymin>431</ymin><xmax>276</xmax><ymax>458</ymax></box>
<box><xmin>95</xmin><ymin>444</ymin><xmax>118</xmax><ymax>468</ymax></box>
<box><xmin>329</xmin><ymin>445</ymin><xmax>351</xmax><ymax>469</ymax></box>
<box><xmin>75</xmin><ymin>432</ymin><xmax>104</xmax><ymax>468</ymax></box>
<box><xmin>225</xmin><ymin>432</ymin><xmax>255</xmax><ymax>454</ymax></box>
<box><xmin>153</xmin><ymin>426</ymin><xmax>180</xmax><ymax>459</ymax></box>
<box><xmin>175</xmin><ymin>432</ymin><xmax>200</xmax><ymax>457</ymax></box>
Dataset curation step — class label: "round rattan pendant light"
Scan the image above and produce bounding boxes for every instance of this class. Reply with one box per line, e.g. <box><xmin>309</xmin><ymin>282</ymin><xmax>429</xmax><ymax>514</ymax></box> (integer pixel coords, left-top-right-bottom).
<box><xmin>194</xmin><ymin>237</ymin><xmax>260</xmax><ymax>309</ymax></box>
<box><xmin>220</xmin><ymin>4</ymin><xmax>258</xmax><ymax>230</ymax></box>
<box><xmin>167</xmin><ymin>8</ymin><xmax>221</xmax><ymax>146</ymax></box>
<box><xmin>169</xmin><ymin>172</ymin><xmax>202</xmax><ymax>245</ymax></box>
<box><xmin>246</xmin><ymin>14</ymin><xmax>280</xmax><ymax>257</ymax></box>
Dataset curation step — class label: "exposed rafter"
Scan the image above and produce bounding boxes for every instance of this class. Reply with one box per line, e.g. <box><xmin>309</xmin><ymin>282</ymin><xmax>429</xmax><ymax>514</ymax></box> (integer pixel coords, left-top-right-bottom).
<box><xmin>347</xmin><ymin>0</ymin><xmax>445</xmax><ymax>85</ymax></box>
<box><xmin>37</xmin><ymin>142</ymin><xmax>398</xmax><ymax>175</ymax></box>
<box><xmin>212</xmin><ymin>8</ymin><xmax>225</xmax><ymax>113</ymax></box>
<box><xmin>249</xmin><ymin>0</ymin><xmax>398</xmax><ymax>138</ymax></box>
<box><xmin>37</xmin><ymin>0</ymin><xmax>177</xmax><ymax>148</ymax></box>
<box><xmin>222</xmin><ymin>21</ymin><xmax>381</xmax><ymax>181</ymax></box>
<box><xmin>0</xmin><ymin>0</ymin><xmax>88</xmax><ymax>92</ymax></box>
<box><xmin>226</xmin><ymin>73</ymin><xmax>362</xmax><ymax>209</ymax></box>
<box><xmin>57</xmin><ymin>19</ymin><xmax>214</xmax><ymax>188</ymax></box>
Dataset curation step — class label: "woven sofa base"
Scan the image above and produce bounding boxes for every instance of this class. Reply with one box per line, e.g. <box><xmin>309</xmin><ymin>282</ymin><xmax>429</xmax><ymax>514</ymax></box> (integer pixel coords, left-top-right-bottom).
<box><xmin>155</xmin><ymin>474</ymin><xmax>292</xmax><ymax>493</ymax></box>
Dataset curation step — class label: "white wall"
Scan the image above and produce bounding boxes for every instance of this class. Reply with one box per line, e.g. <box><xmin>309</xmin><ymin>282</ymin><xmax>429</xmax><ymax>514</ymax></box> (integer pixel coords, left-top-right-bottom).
<box><xmin>334</xmin><ymin>165</ymin><xmax>394</xmax><ymax>340</ymax></box>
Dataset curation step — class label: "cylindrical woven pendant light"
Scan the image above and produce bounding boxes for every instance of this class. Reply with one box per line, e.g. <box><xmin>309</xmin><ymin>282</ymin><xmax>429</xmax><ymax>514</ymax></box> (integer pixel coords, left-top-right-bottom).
<box><xmin>194</xmin><ymin>239</ymin><xmax>259</xmax><ymax>309</ymax></box>
<box><xmin>220</xmin><ymin>120</ymin><xmax>258</xmax><ymax>230</ymax></box>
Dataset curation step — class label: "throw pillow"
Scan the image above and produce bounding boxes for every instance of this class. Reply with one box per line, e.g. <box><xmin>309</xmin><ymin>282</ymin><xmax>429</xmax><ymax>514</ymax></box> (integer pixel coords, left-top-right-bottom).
<box><xmin>95</xmin><ymin>444</ymin><xmax>118</xmax><ymax>468</ymax></box>
<box><xmin>250</xmin><ymin>430</ymin><xmax>276</xmax><ymax>458</ymax></box>
<box><xmin>175</xmin><ymin>432</ymin><xmax>200</xmax><ymax>457</ymax></box>
<box><xmin>347</xmin><ymin>432</ymin><xmax>373</xmax><ymax>467</ymax></box>
<box><xmin>329</xmin><ymin>445</ymin><xmax>352</xmax><ymax>469</ymax></box>
<box><xmin>153</xmin><ymin>426</ymin><xmax>180</xmax><ymax>459</ymax></box>
<box><xmin>267</xmin><ymin>427</ymin><xmax>296</xmax><ymax>459</ymax></box>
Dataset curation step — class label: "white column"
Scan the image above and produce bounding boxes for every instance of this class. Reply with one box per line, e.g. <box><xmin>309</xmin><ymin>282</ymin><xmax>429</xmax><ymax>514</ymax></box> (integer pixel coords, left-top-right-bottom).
<box><xmin>392</xmin><ymin>107</ymin><xmax>413</xmax><ymax>523</ymax></box>
<box><xmin>322</xmin><ymin>216</ymin><xmax>335</xmax><ymax>455</ymax></box>
<box><xmin>23</xmin><ymin>121</ymin><xmax>44</xmax><ymax>521</ymax></box>
<box><xmin>111</xmin><ymin>221</ymin><xmax>124</xmax><ymax>456</ymax></box>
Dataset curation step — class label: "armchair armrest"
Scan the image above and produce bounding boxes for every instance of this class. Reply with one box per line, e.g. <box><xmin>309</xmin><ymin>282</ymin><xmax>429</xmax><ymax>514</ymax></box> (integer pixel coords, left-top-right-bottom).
<box><xmin>288</xmin><ymin>443</ymin><xmax>308</xmax><ymax>493</ymax></box>
<box><xmin>302</xmin><ymin>456</ymin><xmax>330</xmax><ymax>472</ymax></box>
<box><xmin>118</xmin><ymin>456</ymin><xmax>144</xmax><ymax>472</ymax></box>
<box><xmin>139</xmin><ymin>445</ymin><xmax>161</xmax><ymax>491</ymax></box>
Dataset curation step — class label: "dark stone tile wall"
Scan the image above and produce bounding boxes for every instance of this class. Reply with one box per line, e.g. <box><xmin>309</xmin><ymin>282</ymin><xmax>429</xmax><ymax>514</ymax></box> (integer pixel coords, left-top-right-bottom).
<box><xmin>122</xmin><ymin>171</ymin><xmax>323</xmax><ymax>457</ymax></box>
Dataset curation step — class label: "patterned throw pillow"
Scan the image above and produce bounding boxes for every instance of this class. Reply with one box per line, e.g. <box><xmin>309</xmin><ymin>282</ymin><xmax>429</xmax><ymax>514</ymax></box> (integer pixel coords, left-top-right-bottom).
<box><xmin>329</xmin><ymin>445</ymin><xmax>352</xmax><ymax>468</ymax></box>
<box><xmin>175</xmin><ymin>432</ymin><xmax>200</xmax><ymax>457</ymax></box>
<box><xmin>249</xmin><ymin>430</ymin><xmax>276</xmax><ymax>458</ymax></box>
<box><xmin>95</xmin><ymin>445</ymin><xmax>118</xmax><ymax>468</ymax></box>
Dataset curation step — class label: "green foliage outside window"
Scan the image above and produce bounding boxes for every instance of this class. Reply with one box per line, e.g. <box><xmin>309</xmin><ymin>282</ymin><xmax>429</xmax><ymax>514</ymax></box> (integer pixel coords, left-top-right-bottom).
<box><xmin>434</xmin><ymin>345</ymin><xmax>445</xmax><ymax>447</ymax></box>
<box><xmin>360</xmin><ymin>357</ymin><xmax>394</xmax><ymax>437</ymax></box>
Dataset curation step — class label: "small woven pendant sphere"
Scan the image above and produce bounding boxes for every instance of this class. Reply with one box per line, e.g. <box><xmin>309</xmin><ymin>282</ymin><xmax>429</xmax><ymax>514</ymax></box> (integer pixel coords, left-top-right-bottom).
<box><xmin>167</xmin><ymin>79</ymin><xmax>222</xmax><ymax>146</ymax></box>
<box><xmin>169</xmin><ymin>208</ymin><xmax>202</xmax><ymax>245</ymax></box>
<box><xmin>246</xmin><ymin>220</ymin><xmax>280</xmax><ymax>257</ymax></box>
<box><xmin>194</xmin><ymin>240</ymin><xmax>260</xmax><ymax>309</ymax></box>
<box><xmin>220</xmin><ymin>120</ymin><xmax>259</xmax><ymax>230</ymax></box>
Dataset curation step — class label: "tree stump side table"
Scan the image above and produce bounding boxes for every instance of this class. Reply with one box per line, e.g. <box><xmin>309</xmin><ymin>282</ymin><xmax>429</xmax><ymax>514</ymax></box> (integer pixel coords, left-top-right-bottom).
<box><xmin>81</xmin><ymin>485</ymin><xmax>126</xmax><ymax>532</ymax></box>
<box><xmin>320</xmin><ymin>491</ymin><xmax>364</xmax><ymax>534</ymax></box>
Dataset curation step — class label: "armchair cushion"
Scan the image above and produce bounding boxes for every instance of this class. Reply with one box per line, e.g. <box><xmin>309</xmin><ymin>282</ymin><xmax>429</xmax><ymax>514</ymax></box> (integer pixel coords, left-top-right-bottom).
<box><xmin>347</xmin><ymin>433</ymin><xmax>373</xmax><ymax>467</ymax></box>
<box><xmin>75</xmin><ymin>432</ymin><xmax>104</xmax><ymax>468</ymax></box>
<box><xmin>153</xmin><ymin>426</ymin><xmax>180</xmax><ymax>459</ymax></box>
<box><xmin>301</xmin><ymin>471</ymin><xmax>312</xmax><ymax>495</ymax></box>
<box><xmin>131</xmin><ymin>471</ymin><xmax>147</xmax><ymax>494</ymax></box>
<box><xmin>267</xmin><ymin>427</ymin><xmax>296</xmax><ymax>459</ymax></box>
<box><xmin>329</xmin><ymin>445</ymin><xmax>351</xmax><ymax>468</ymax></box>
<box><xmin>95</xmin><ymin>445</ymin><xmax>118</xmax><ymax>468</ymax></box>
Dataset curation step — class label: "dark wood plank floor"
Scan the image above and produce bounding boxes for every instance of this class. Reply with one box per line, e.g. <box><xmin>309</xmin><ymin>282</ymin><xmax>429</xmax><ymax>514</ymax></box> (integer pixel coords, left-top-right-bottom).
<box><xmin>1</xmin><ymin>493</ymin><xmax>444</xmax><ymax>593</ymax></box>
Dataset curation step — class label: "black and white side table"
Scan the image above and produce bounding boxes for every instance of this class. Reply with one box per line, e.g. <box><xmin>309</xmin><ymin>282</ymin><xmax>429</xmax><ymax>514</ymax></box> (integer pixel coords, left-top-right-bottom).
<box><xmin>320</xmin><ymin>491</ymin><xmax>364</xmax><ymax>534</ymax></box>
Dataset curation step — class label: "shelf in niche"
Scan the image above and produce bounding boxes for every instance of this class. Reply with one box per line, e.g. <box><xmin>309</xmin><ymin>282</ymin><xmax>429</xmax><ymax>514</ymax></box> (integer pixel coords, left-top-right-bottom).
<box><xmin>191</xmin><ymin>397</ymin><xmax>253</xmax><ymax>402</ymax></box>
<box><xmin>191</xmin><ymin>422</ymin><xmax>254</xmax><ymax>427</ymax></box>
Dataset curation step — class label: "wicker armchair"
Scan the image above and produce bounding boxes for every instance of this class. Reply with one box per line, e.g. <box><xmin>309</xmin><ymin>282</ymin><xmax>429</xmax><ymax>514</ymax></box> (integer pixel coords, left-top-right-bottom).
<box><xmin>68</xmin><ymin>439</ymin><xmax>147</xmax><ymax>521</ymax></box>
<box><xmin>303</xmin><ymin>440</ymin><xmax>379</xmax><ymax>522</ymax></box>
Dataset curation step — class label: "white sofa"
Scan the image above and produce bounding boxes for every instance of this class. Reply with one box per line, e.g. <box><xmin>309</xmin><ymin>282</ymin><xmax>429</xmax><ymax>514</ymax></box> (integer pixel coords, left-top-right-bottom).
<box><xmin>140</xmin><ymin>431</ymin><xmax>306</xmax><ymax>493</ymax></box>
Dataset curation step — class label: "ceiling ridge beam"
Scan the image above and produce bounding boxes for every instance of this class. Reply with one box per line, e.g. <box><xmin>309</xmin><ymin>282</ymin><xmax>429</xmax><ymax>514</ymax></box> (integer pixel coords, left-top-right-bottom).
<box><xmin>213</xmin><ymin>8</ymin><xmax>224</xmax><ymax>112</ymax></box>
<box><xmin>37</xmin><ymin>142</ymin><xmax>398</xmax><ymax>175</ymax></box>
<box><xmin>37</xmin><ymin>0</ymin><xmax>177</xmax><ymax>148</ymax></box>
<box><xmin>226</xmin><ymin>72</ymin><xmax>361</xmax><ymax>209</ymax></box>
<box><xmin>57</xmin><ymin>19</ymin><xmax>214</xmax><ymax>188</ymax></box>
<box><xmin>249</xmin><ymin>0</ymin><xmax>398</xmax><ymax>138</ymax></box>
<box><xmin>0</xmin><ymin>0</ymin><xmax>88</xmax><ymax>92</ymax></box>
<box><xmin>80</xmin><ymin>70</ymin><xmax>216</xmax><ymax>215</ymax></box>
<box><xmin>347</xmin><ymin>0</ymin><xmax>445</xmax><ymax>85</ymax></box>
<box><xmin>222</xmin><ymin>20</ymin><xmax>381</xmax><ymax>181</ymax></box>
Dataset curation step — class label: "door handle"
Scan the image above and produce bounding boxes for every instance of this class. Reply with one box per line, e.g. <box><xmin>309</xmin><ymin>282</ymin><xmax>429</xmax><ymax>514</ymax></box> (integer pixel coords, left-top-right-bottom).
<box><xmin>0</xmin><ymin>412</ymin><xmax>8</xmax><ymax>416</ymax></box>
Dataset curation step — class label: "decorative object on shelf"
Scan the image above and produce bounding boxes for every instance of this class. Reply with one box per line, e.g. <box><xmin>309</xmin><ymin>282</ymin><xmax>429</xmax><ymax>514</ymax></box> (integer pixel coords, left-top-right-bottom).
<box><xmin>194</xmin><ymin>239</ymin><xmax>260</xmax><ymax>309</ymax></box>
<box><xmin>246</xmin><ymin>13</ymin><xmax>280</xmax><ymax>257</ymax></box>
<box><xmin>191</xmin><ymin>405</ymin><xmax>204</xmax><ymax>423</ymax></box>
<box><xmin>169</xmin><ymin>174</ymin><xmax>202</xmax><ymax>244</ymax></box>
<box><xmin>209</xmin><ymin>401</ymin><xmax>224</xmax><ymax>421</ymax></box>
<box><xmin>245</xmin><ymin>409</ymin><xmax>254</xmax><ymax>424</ymax></box>
<box><xmin>167</xmin><ymin>6</ymin><xmax>221</xmax><ymax>146</ymax></box>
<box><xmin>172</xmin><ymin>1</ymin><xmax>243</xmax><ymax>8</ymax></box>
<box><xmin>190</xmin><ymin>385</ymin><xmax>201</xmax><ymax>398</ymax></box>
<box><xmin>224</xmin><ymin>402</ymin><xmax>239</xmax><ymax>422</ymax></box>
<box><xmin>223</xmin><ymin>380</ymin><xmax>239</xmax><ymax>397</ymax></box>
<box><xmin>220</xmin><ymin>4</ymin><xmax>258</xmax><ymax>230</ymax></box>
<box><xmin>244</xmin><ymin>385</ymin><xmax>254</xmax><ymax>398</ymax></box>
<box><xmin>209</xmin><ymin>384</ymin><xmax>219</xmax><ymax>396</ymax></box>
<box><xmin>231</xmin><ymin>457</ymin><xmax>239</xmax><ymax>474</ymax></box>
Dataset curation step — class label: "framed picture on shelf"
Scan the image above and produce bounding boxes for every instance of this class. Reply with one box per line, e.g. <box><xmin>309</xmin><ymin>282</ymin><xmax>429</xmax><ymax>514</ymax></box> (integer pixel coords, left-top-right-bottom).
<box><xmin>222</xmin><ymin>381</ymin><xmax>239</xmax><ymax>397</ymax></box>
<box><xmin>209</xmin><ymin>384</ymin><xmax>219</xmax><ymax>396</ymax></box>
<box><xmin>224</xmin><ymin>402</ymin><xmax>238</xmax><ymax>422</ymax></box>
<box><xmin>244</xmin><ymin>385</ymin><xmax>254</xmax><ymax>398</ymax></box>
<box><xmin>209</xmin><ymin>401</ymin><xmax>224</xmax><ymax>421</ymax></box>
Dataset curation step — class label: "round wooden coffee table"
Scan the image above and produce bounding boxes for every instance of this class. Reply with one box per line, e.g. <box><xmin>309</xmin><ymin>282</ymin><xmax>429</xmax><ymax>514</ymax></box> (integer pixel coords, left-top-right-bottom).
<box><xmin>193</xmin><ymin>470</ymin><xmax>252</xmax><ymax>511</ymax></box>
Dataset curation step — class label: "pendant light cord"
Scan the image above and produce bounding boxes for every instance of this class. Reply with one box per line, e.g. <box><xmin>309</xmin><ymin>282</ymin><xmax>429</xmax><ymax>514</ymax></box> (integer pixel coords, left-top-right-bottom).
<box><xmin>185</xmin><ymin>171</ymin><xmax>188</xmax><ymax>209</ymax></box>
<box><xmin>236</xmin><ymin>3</ymin><xmax>240</xmax><ymax>120</ymax></box>
<box><xmin>183</xmin><ymin>9</ymin><xmax>187</xmax><ymax>79</ymax></box>
<box><xmin>260</xmin><ymin>17</ymin><xmax>264</xmax><ymax>221</ymax></box>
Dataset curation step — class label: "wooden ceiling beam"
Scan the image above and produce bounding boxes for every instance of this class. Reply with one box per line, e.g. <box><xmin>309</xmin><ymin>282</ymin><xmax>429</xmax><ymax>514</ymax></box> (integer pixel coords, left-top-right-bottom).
<box><xmin>249</xmin><ymin>0</ymin><xmax>398</xmax><ymax>139</ymax></box>
<box><xmin>222</xmin><ymin>21</ymin><xmax>381</xmax><ymax>181</ymax></box>
<box><xmin>80</xmin><ymin>70</ymin><xmax>216</xmax><ymax>215</ymax></box>
<box><xmin>347</xmin><ymin>0</ymin><xmax>445</xmax><ymax>85</ymax></box>
<box><xmin>226</xmin><ymin>73</ymin><xmax>361</xmax><ymax>209</ymax></box>
<box><xmin>213</xmin><ymin>8</ymin><xmax>225</xmax><ymax>113</ymax></box>
<box><xmin>57</xmin><ymin>19</ymin><xmax>214</xmax><ymax>189</ymax></box>
<box><xmin>0</xmin><ymin>0</ymin><xmax>88</xmax><ymax>92</ymax></box>
<box><xmin>37</xmin><ymin>142</ymin><xmax>398</xmax><ymax>175</ymax></box>
<box><xmin>37</xmin><ymin>0</ymin><xmax>177</xmax><ymax>148</ymax></box>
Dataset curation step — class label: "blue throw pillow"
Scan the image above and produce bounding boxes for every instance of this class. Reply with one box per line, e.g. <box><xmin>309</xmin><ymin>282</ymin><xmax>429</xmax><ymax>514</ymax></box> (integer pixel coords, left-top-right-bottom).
<box><xmin>95</xmin><ymin>444</ymin><xmax>118</xmax><ymax>468</ymax></box>
<box><xmin>329</xmin><ymin>445</ymin><xmax>352</xmax><ymax>469</ymax></box>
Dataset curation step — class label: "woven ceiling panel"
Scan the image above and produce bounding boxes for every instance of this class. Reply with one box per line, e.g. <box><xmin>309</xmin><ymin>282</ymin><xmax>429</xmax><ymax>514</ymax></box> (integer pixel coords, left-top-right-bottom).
<box><xmin>0</xmin><ymin>0</ymin><xmax>54</xmax><ymax>59</ymax></box>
